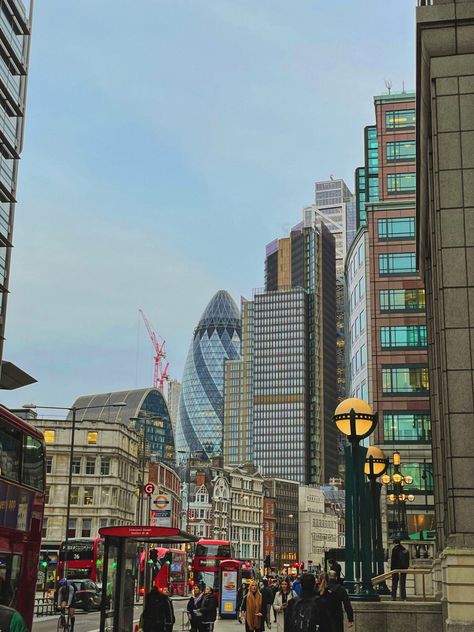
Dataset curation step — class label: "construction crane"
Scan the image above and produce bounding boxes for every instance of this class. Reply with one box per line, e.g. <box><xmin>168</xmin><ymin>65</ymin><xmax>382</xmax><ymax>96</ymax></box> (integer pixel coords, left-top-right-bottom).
<box><xmin>139</xmin><ymin>309</ymin><xmax>170</xmax><ymax>392</ymax></box>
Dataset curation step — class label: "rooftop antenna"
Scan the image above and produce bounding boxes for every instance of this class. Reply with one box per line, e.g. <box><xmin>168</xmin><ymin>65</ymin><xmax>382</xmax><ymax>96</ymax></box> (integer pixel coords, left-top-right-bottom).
<box><xmin>385</xmin><ymin>79</ymin><xmax>392</xmax><ymax>95</ymax></box>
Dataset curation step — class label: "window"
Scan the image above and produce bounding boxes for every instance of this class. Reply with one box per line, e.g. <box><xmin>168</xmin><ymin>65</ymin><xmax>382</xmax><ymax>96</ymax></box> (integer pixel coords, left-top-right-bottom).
<box><xmin>387</xmin><ymin>462</ymin><xmax>433</xmax><ymax>491</ymax></box>
<box><xmin>381</xmin><ymin>325</ymin><xmax>427</xmax><ymax>349</ymax></box>
<box><xmin>84</xmin><ymin>487</ymin><xmax>94</xmax><ymax>505</ymax></box>
<box><xmin>22</xmin><ymin>435</ymin><xmax>45</xmax><ymax>490</ymax></box>
<box><xmin>44</xmin><ymin>430</ymin><xmax>55</xmax><ymax>444</ymax></box>
<box><xmin>46</xmin><ymin>458</ymin><xmax>53</xmax><ymax>474</ymax></box>
<box><xmin>0</xmin><ymin>420</ymin><xmax>21</xmax><ymax>482</ymax></box>
<box><xmin>386</xmin><ymin>141</ymin><xmax>416</xmax><ymax>162</ymax></box>
<box><xmin>385</xmin><ymin>109</ymin><xmax>416</xmax><ymax>130</ymax></box>
<box><xmin>378</xmin><ymin>217</ymin><xmax>415</xmax><ymax>240</ymax></box>
<box><xmin>86</xmin><ymin>458</ymin><xmax>95</xmax><ymax>475</ymax></box>
<box><xmin>87</xmin><ymin>432</ymin><xmax>98</xmax><ymax>445</ymax></box>
<box><xmin>99</xmin><ymin>518</ymin><xmax>108</xmax><ymax>529</ymax></box>
<box><xmin>383</xmin><ymin>412</ymin><xmax>431</xmax><ymax>442</ymax></box>
<box><xmin>387</xmin><ymin>173</ymin><xmax>416</xmax><ymax>195</ymax></box>
<box><xmin>379</xmin><ymin>253</ymin><xmax>417</xmax><ymax>275</ymax></box>
<box><xmin>100</xmin><ymin>459</ymin><xmax>110</xmax><ymax>475</ymax></box>
<box><xmin>71</xmin><ymin>459</ymin><xmax>81</xmax><ymax>474</ymax></box>
<box><xmin>67</xmin><ymin>518</ymin><xmax>77</xmax><ymax>538</ymax></box>
<box><xmin>82</xmin><ymin>519</ymin><xmax>92</xmax><ymax>538</ymax></box>
<box><xmin>70</xmin><ymin>487</ymin><xmax>79</xmax><ymax>504</ymax></box>
<box><xmin>0</xmin><ymin>554</ymin><xmax>22</xmax><ymax>608</ymax></box>
<box><xmin>382</xmin><ymin>365</ymin><xmax>429</xmax><ymax>395</ymax></box>
<box><xmin>42</xmin><ymin>517</ymin><xmax>48</xmax><ymax>538</ymax></box>
<box><xmin>380</xmin><ymin>289</ymin><xmax>425</xmax><ymax>312</ymax></box>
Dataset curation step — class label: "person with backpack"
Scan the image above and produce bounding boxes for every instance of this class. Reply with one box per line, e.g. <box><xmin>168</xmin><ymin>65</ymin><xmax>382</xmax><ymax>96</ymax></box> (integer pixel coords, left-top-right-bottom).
<box><xmin>273</xmin><ymin>578</ymin><xmax>297</xmax><ymax>632</ymax></box>
<box><xmin>326</xmin><ymin>571</ymin><xmax>353</xmax><ymax>632</ymax></box>
<box><xmin>240</xmin><ymin>581</ymin><xmax>267</xmax><ymax>632</ymax></box>
<box><xmin>141</xmin><ymin>586</ymin><xmax>170</xmax><ymax>632</ymax></box>
<box><xmin>391</xmin><ymin>539</ymin><xmax>409</xmax><ymax>600</ymax></box>
<box><xmin>286</xmin><ymin>573</ymin><xmax>333</xmax><ymax>632</ymax></box>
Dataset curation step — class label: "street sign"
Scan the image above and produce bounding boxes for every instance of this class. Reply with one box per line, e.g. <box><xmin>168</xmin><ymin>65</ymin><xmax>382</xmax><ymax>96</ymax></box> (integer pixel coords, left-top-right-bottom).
<box><xmin>144</xmin><ymin>482</ymin><xmax>155</xmax><ymax>496</ymax></box>
<box><xmin>151</xmin><ymin>493</ymin><xmax>171</xmax><ymax>527</ymax></box>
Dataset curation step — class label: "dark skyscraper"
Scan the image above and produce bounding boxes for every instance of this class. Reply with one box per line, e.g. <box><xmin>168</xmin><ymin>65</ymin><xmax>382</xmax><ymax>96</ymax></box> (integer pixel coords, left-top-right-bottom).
<box><xmin>224</xmin><ymin>222</ymin><xmax>339</xmax><ymax>484</ymax></box>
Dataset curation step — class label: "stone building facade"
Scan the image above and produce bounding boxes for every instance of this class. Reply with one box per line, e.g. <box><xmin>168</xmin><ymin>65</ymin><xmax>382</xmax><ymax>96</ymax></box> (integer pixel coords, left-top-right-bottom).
<box><xmin>299</xmin><ymin>486</ymin><xmax>338</xmax><ymax>568</ymax></box>
<box><xmin>34</xmin><ymin>417</ymin><xmax>140</xmax><ymax>549</ymax></box>
<box><xmin>417</xmin><ymin>2</ymin><xmax>474</xmax><ymax>629</ymax></box>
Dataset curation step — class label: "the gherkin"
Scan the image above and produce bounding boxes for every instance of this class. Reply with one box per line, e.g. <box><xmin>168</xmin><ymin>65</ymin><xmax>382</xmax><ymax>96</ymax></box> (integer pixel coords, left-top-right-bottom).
<box><xmin>176</xmin><ymin>290</ymin><xmax>241</xmax><ymax>459</ymax></box>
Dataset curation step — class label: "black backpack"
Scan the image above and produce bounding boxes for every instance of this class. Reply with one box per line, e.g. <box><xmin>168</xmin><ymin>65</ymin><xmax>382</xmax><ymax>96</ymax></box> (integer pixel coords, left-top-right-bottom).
<box><xmin>288</xmin><ymin>597</ymin><xmax>318</xmax><ymax>632</ymax></box>
<box><xmin>399</xmin><ymin>547</ymin><xmax>410</xmax><ymax>569</ymax></box>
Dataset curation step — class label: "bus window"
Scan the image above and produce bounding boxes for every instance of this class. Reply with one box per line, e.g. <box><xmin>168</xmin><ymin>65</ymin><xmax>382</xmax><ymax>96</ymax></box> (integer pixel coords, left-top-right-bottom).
<box><xmin>0</xmin><ymin>421</ymin><xmax>21</xmax><ymax>482</ymax></box>
<box><xmin>0</xmin><ymin>553</ymin><xmax>22</xmax><ymax>608</ymax></box>
<box><xmin>22</xmin><ymin>436</ymin><xmax>44</xmax><ymax>491</ymax></box>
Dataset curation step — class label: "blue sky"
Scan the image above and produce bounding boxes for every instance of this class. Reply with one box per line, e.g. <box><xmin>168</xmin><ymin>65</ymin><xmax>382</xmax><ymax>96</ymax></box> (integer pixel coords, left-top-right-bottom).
<box><xmin>2</xmin><ymin>0</ymin><xmax>416</xmax><ymax>409</ymax></box>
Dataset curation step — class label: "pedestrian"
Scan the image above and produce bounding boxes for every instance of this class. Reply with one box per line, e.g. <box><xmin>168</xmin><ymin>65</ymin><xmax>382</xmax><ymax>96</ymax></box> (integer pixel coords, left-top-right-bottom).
<box><xmin>327</xmin><ymin>571</ymin><xmax>353</xmax><ymax>632</ymax></box>
<box><xmin>328</xmin><ymin>560</ymin><xmax>342</xmax><ymax>584</ymax></box>
<box><xmin>261</xmin><ymin>579</ymin><xmax>275</xmax><ymax>628</ymax></box>
<box><xmin>237</xmin><ymin>583</ymin><xmax>248</xmax><ymax>617</ymax></box>
<box><xmin>162</xmin><ymin>587</ymin><xmax>175</xmax><ymax>632</ymax></box>
<box><xmin>142</xmin><ymin>586</ymin><xmax>169</xmax><ymax>632</ymax></box>
<box><xmin>273</xmin><ymin>579</ymin><xmax>297</xmax><ymax>632</ymax></box>
<box><xmin>271</xmin><ymin>580</ymin><xmax>280</xmax><ymax>622</ymax></box>
<box><xmin>291</xmin><ymin>576</ymin><xmax>302</xmax><ymax>597</ymax></box>
<box><xmin>391</xmin><ymin>539</ymin><xmax>409</xmax><ymax>600</ymax></box>
<box><xmin>199</xmin><ymin>586</ymin><xmax>218</xmax><ymax>632</ymax></box>
<box><xmin>187</xmin><ymin>584</ymin><xmax>205</xmax><ymax>632</ymax></box>
<box><xmin>240</xmin><ymin>581</ymin><xmax>266</xmax><ymax>632</ymax></box>
<box><xmin>286</xmin><ymin>573</ymin><xmax>333</xmax><ymax>632</ymax></box>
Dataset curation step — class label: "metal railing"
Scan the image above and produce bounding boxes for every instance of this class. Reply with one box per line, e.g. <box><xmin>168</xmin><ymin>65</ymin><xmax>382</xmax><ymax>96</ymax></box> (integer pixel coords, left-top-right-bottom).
<box><xmin>372</xmin><ymin>567</ymin><xmax>432</xmax><ymax>599</ymax></box>
<box><xmin>34</xmin><ymin>597</ymin><xmax>55</xmax><ymax>617</ymax></box>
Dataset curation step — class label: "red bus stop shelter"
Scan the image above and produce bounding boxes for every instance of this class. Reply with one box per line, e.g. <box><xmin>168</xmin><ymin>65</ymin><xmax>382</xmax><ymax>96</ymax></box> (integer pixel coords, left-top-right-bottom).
<box><xmin>98</xmin><ymin>526</ymin><xmax>198</xmax><ymax>632</ymax></box>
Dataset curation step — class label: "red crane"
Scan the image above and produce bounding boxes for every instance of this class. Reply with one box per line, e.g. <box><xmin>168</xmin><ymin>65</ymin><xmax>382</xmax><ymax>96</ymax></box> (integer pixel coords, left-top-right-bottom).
<box><xmin>139</xmin><ymin>309</ymin><xmax>170</xmax><ymax>391</ymax></box>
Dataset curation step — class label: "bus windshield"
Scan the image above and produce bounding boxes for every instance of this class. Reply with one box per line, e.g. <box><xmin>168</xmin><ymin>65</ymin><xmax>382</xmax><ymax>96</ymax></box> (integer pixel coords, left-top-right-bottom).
<box><xmin>195</xmin><ymin>544</ymin><xmax>232</xmax><ymax>558</ymax></box>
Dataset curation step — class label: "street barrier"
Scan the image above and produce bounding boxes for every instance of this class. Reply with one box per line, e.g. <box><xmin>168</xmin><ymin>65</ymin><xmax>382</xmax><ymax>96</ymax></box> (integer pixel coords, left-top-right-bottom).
<box><xmin>34</xmin><ymin>597</ymin><xmax>55</xmax><ymax>617</ymax></box>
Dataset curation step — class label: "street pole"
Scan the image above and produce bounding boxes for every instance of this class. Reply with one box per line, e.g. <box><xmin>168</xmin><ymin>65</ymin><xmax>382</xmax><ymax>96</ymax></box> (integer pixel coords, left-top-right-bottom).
<box><xmin>139</xmin><ymin>421</ymin><xmax>147</xmax><ymax>525</ymax></box>
<box><xmin>63</xmin><ymin>407</ymin><xmax>77</xmax><ymax>579</ymax></box>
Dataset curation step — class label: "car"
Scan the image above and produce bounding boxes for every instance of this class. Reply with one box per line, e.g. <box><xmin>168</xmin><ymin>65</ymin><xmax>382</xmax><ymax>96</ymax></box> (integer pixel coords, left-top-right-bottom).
<box><xmin>71</xmin><ymin>579</ymin><xmax>102</xmax><ymax>611</ymax></box>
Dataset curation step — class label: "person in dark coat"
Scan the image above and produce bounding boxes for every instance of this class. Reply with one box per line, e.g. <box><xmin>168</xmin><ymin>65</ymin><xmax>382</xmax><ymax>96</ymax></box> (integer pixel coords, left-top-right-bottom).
<box><xmin>199</xmin><ymin>586</ymin><xmax>218</xmax><ymax>632</ymax></box>
<box><xmin>162</xmin><ymin>587</ymin><xmax>175</xmax><ymax>632</ymax></box>
<box><xmin>142</xmin><ymin>587</ymin><xmax>170</xmax><ymax>632</ymax></box>
<box><xmin>187</xmin><ymin>585</ymin><xmax>205</xmax><ymax>632</ymax></box>
<box><xmin>391</xmin><ymin>539</ymin><xmax>409</xmax><ymax>600</ymax></box>
<box><xmin>286</xmin><ymin>573</ymin><xmax>333</xmax><ymax>632</ymax></box>
<box><xmin>261</xmin><ymin>580</ymin><xmax>275</xmax><ymax>627</ymax></box>
<box><xmin>237</xmin><ymin>583</ymin><xmax>248</xmax><ymax>617</ymax></box>
<box><xmin>327</xmin><ymin>571</ymin><xmax>353</xmax><ymax>632</ymax></box>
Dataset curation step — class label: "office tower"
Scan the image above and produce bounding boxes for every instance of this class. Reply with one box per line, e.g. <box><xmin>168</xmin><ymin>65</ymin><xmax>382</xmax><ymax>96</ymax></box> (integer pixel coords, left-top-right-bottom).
<box><xmin>0</xmin><ymin>0</ymin><xmax>33</xmax><ymax>383</ymax></box>
<box><xmin>304</xmin><ymin>178</ymin><xmax>356</xmax><ymax>405</ymax></box>
<box><xmin>166</xmin><ymin>378</ymin><xmax>181</xmax><ymax>437</ymax></box>
<box><xmin>224</xmin><ymin>222</ymin><xmax>338</xmax><ymax>484</ymax></box>
<box><xmin>69</xmin><ymin>388</ymin><xmax>176</xmax><ymax>466</ymax></box>
<box><xmin>417</xmin><ymin>2</ymin><xmax>474</xmax><ymax>628</ymax></box>
<box><xmin>355</xmin><ymin>91</ymin><xmax>433</xmax><ymax>537</ymax></box>
<box><xmin>177</xmin><ymin>290</ymin><xmax>241</xmax><ymax>459</ymax></box>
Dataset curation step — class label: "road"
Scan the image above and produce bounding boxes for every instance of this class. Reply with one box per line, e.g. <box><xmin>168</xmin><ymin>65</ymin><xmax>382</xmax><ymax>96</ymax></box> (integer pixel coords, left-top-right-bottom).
<box><xmin>32</xmin><ymin>598</ymin><xmax>188</xmax><ymax>632</ymax></box>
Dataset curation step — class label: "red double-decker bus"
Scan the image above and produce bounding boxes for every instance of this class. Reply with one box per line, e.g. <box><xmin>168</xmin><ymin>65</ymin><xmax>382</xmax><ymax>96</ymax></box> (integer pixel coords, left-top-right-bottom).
<box><xmin>0</xmin><ymin>406</ymin><xmax>46</xmax><ymax>629</ymax></box>
<box><xmin>191</xmin><ymin>539</ymin><xmax>234</xmax><ymax>593</ymax></box>
<box><xmin>58</xmin><ymin>537</ymin><xmax>104</xmax><ymax>582</ymax></box>
<box><xmin>139</xmin><ymin>547</ymin><xmax>187</xmax><ymax>596</ymax></box>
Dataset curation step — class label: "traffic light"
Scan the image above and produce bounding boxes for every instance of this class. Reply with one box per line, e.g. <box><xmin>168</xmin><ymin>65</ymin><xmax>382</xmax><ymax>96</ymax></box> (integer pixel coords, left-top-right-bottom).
<box><xmin>40</xmin><ymin>555</ymin><xmax>48</xmax><ymax>569</ymax></box>
<box><xmin>163</xmin><ymin>551</ymin><xmax>172</xmax><ymax>566</ymax></box>
<box><xmin>149</xmin><ymin>549</ymin><xmax>158</xmax><ymax>566</ymax></box>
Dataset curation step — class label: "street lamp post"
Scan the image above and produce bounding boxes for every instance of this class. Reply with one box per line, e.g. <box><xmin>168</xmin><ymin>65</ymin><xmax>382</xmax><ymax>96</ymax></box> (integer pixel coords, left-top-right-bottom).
<box><xmin>333</xmin><ymin>397</ymin><xmax>378</xmax><ymax>600</ymax></box>
<box><xmin>364</xmin><ymin>447</ymin><xmax>389</xmax><ymax>585</ymax></box>
<box><xmin>381</xmin><ymin>451</ymin><xmax>415</xmax><ymax>541</ymax></box>
<box><xmin>23</xmin><ymin>400</ymin><xmax>126</xmax><ymax>577</ymax></box>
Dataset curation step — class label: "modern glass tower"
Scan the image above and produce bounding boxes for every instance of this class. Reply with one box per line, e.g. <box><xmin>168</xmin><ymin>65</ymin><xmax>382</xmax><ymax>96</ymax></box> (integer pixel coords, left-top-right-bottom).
<box><xmin>177</xmin><ymin>290</ymin><xmax>241</xmax><ymax>459</ymax></box>
<box><xmin>0</xmin><ymin>0</ymin><xmax>34</xmax><ymax>383</ymax></box>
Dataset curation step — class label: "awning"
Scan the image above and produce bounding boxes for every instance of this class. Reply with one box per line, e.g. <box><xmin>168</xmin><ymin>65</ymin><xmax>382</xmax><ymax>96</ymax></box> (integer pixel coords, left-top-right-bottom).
<box><xmin>0</xmin><ymin>361</ymin><xmax>37</xmax><ymax>390</ymax></box>
<box><xmin>98</xmin><ymin>525</ymin><xmax>199</xmax><ymax>544</ymax></box>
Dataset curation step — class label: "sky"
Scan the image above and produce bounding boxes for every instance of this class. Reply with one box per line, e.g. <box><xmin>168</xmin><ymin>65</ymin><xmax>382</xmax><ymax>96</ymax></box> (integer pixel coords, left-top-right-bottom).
<box><xmin>2</xmin><ymin>0</ymin><xmax>416</xmax><ymax>411</ymax></box>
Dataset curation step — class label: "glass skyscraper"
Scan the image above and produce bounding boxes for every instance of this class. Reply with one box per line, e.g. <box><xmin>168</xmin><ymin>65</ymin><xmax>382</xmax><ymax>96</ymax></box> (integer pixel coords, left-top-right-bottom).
<box><xmin>0</xmin><ymin>0</ymin><xmax>33</xmax><ymax>379</ymax></box>
<box><xmin>177</xmin><ymin>290</ymin><xmax>241</xmax><ymax>459</ymax></box>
